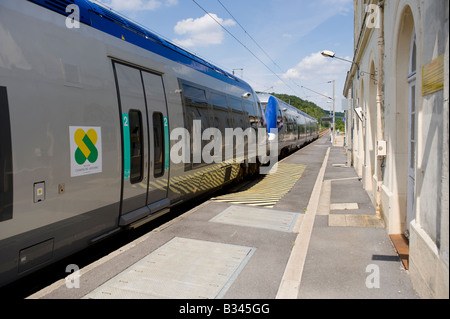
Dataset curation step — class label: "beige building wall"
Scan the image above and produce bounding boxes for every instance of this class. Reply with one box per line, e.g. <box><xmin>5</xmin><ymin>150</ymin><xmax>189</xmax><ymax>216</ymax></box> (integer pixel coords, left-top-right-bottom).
<box><xmin>344</xmin><ymin>0</ymin><xmax>448</xmax><ymax>298</ymax></box>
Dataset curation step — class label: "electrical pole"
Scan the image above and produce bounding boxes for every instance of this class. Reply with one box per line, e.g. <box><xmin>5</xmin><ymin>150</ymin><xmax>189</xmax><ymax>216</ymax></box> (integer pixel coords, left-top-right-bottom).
<box><xmin>326</xmin><ymin>80</ymin><xmax>336</xmax><ymax>144</ymax></box>
<box><xmin>332</xmin><ymin>79</ymin><xmax>335</xmax><ymax>145</ymax></box>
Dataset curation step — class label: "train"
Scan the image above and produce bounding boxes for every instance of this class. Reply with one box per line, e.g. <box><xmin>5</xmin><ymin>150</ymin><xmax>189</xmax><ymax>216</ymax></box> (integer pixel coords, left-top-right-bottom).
<box><xmin>0</xmin><ymin>0</ymin><xmax>318</xmax><ymax>287</ymax></box>
<box><xmin>258</xmin><ymin>93</ymin><xmax>319</xmax><ymax>157</ymax></box>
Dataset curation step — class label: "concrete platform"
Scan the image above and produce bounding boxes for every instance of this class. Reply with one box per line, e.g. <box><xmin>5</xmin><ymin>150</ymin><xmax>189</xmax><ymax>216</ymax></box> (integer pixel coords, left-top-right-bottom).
<box><xmin>28</xmin><ymin>134</ymin><xmax>419</xmax><ymax>300</ymax></box>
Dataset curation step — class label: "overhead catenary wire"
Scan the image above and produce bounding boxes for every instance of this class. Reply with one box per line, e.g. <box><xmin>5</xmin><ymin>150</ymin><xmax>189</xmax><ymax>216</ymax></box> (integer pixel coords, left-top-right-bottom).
<box><xmin>216</xmin><ymin>0</ymin><xmax>285</xmax><ymax>75</ymax></box>
<box><xmin>191</xmin><ymin>0</ymin><xmax>298</xmax><ymax>95</ymax></box>
<box><xmin>216</xmin><ymin>0</ymin><xmax>313</xmax><ymax>98</ymax></box>
<box><xmin>300</xmin><ymin>86</ymin><xmax>332</xmax><ymax>100</ymax></box>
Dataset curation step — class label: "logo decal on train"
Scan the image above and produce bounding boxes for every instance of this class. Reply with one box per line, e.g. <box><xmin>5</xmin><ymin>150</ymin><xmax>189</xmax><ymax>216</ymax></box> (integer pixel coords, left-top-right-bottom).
<box><xmin>69</xmin><ymin>126</ymin><xmax>102</xmax><ymax>177</ymax></box>
<box><xmin>74</xmin><ymin>128</ymin><xmax>99</xmax><ymax>165</ymax></box>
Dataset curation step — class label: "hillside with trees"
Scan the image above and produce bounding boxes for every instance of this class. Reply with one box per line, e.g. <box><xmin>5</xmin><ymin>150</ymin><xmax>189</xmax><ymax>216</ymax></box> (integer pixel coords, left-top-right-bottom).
<box><xmin>270</xmin><ymin>93</ymin><xmax>326</xmax><ymax>121</ymax></box>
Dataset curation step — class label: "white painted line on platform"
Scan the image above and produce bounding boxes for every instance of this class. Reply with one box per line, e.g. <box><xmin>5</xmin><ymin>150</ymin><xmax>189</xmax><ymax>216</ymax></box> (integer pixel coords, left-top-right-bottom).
<box><xmin>276</xmin><ymin>147</ymin><xmax>330</xmax><ymax>299</ymax></box>
<box><xmin>330</xmin><ymin>202</ymin><xmax>359</xmax><ymax>211</ymax></box>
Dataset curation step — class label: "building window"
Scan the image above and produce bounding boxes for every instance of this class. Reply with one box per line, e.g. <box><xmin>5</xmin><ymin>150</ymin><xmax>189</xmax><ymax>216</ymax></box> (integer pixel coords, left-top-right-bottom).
<box><xmin>408</xmin><ymin>31</ymin><xmax>417</xmax><ymax>170</ymax></box>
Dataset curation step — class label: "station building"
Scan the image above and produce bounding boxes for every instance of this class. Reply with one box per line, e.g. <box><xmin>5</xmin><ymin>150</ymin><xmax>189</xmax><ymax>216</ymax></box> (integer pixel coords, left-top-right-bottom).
<box><xmin>343</xmin><ymin>0</ymin><xmax>448</xmax><ymax>298</ymax></box>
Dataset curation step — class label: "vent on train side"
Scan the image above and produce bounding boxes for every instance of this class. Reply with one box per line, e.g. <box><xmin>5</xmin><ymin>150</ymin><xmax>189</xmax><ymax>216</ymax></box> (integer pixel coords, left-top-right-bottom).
<box><xmin>27</xmin><ymin>0</ymin><xmax>91</xmax><ymax>25</ymax></box>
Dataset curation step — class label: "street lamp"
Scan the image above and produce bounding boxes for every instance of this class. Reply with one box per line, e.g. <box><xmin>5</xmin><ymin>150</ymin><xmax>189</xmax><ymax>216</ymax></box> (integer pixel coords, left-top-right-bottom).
<box><xmin>321</xmin><ymin>50</ymin><xmax>360</xmax><ymax>79</ymax></box>
<box><xmin>320</xmin><ymin>50</ymin><xmax>335</xmax><ymax>58</ymax></box>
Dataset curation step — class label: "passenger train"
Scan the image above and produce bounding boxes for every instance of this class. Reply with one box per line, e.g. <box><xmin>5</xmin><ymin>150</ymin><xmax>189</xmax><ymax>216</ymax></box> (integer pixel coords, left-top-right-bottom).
<box><xmin>0</xmin><ymin>0</ymin><xmax>318</xmax><ymax>287</ymax></box>
<box><xmin>258</xmin><ymin>93</ymin><xmax>319</xmax><ymax>157</ymax></box>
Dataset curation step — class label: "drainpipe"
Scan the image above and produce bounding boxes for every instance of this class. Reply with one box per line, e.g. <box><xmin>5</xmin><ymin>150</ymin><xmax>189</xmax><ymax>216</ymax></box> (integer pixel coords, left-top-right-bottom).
<box><xmin>375</xmin><ymin>0</ymin><xmax>385</xmax><ymax>215</ymax></box>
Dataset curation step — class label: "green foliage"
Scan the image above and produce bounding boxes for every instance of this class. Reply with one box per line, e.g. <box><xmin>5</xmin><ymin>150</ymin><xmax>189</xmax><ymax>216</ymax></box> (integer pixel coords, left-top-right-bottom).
<box><xmin>269</xmin><ymin>93</ymin><xmax>327</xmax><ymax>121</ymax></box>
<box><xmin>334</xmin><ymin>117</ymin><xmax>345</xmax><ymax>132</ymax></box>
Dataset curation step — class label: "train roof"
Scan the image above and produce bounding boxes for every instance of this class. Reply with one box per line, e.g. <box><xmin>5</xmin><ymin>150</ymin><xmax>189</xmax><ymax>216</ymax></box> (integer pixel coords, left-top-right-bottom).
<box><xmin>256</xmin><ymin>93</ymin><xmax>318</xmax><ymax>122</ymax></box>
<box><xmin>27</xmin><ymin>0</ymin><xmax>253</xmax><ymax>91</ymax></box>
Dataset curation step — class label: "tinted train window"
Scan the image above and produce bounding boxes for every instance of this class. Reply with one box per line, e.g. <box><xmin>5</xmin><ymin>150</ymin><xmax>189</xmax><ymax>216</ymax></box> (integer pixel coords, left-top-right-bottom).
<box><xmin>153</xmin><ymin>112</ymin><xmax>165</xmax><ymax>178</ymax></box>
<box><xmin>244</xmin><ymin>101</ymin><xmax>259</xmax><ymax>128</ymax></box>
<box><xmin>129</xmin><ymin>110</ymin><xmax>143</xmax><ymax>184</ymax></box>
<box><xmin>229</xmin><ymin>97</ymin><xmax>243</xmax><ymax>112</ymax></box>
<box><xmin>0</xmin><ymin>86</ymin><xmax>13</xmax><ymax>222</ymax></box>
<box><xmin>183</xmin><ymin>85</ymin><xmax>207</xmax><ymax>104</ymax></box>
<box><xmin>181</xmin><ymin>83</ymin><xmax>210</xmax><ymax>170</ymax></box>
<box><xmin>210</xmin><ymin>92</ymin><xmax>228</xmax><ymax>110</ymax></box>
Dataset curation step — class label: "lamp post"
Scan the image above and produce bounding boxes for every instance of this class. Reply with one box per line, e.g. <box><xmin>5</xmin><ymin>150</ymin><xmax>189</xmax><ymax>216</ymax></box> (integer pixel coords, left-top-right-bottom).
<box><xmin>321</xmin><ymin>50</ymin><xmax>362</xmax><ymax>146</ymax></box>
<box><xmin>301</xmin><ymin>83</ymin><xmax>335</xmax><ymax>143</ymax></box>
<box><xmin>321</xmin><ymin>50</ymin><xmax>360</xmax><ymax>79</ymax></box>
<box><xmin>328</xmin><ymin>80</ymin><xmax>335</xmax><ymax>145</ymax></box>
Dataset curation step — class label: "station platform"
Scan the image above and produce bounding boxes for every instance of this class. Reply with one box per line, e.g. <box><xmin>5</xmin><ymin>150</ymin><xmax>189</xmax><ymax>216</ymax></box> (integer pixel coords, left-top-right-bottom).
<box><xmin>28</xmin><ymin>133</ymin><xmax>419</xmax><ymax>300</ymax></box>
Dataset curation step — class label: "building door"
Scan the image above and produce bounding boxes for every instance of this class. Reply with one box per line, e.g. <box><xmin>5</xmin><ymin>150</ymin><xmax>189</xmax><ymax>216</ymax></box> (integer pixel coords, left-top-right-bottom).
<box><xmin>406</xmin><ymin>32</ymin><xmax>417</xmax><ymax>235</ymax></box>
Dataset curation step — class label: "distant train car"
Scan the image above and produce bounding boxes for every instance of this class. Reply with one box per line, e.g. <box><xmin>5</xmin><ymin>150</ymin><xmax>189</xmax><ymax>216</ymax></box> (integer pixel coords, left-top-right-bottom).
<box><xmin>0</xmin><ymin>0</ymin><xmax>266</xmax><ymax>287</ymax></box>
<box><xmin>257</xmin><ymin>93</ymin><xmax>319</xmax><ymax>156</ymax></box>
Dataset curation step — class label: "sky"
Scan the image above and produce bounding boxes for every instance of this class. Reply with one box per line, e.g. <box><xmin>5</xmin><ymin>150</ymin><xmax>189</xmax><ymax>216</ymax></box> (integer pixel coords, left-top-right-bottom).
<box><xmin>95</xmin><ymin>0</ymin><xmax>354</xmax><ymax>112</ymax></box>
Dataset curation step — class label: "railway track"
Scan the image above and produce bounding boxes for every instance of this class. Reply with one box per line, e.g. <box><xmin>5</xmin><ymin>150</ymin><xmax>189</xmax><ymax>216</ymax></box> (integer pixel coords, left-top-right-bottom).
<box><xmin>319</xmin><ymin>128</ymin><xmax>330</xmax><ymax>138</ymax></box>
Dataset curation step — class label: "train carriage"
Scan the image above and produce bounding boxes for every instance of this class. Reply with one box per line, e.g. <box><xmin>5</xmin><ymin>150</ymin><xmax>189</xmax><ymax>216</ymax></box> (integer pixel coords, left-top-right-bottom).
<box><xmin>257</xmin><ymin>93</ymin><xmax>319</xmax><ymax>156</ymax></box>
<box><xmin>0</xmin><ymin>0</ymin><xmax>265</xmax><ymax>287</ymax></box>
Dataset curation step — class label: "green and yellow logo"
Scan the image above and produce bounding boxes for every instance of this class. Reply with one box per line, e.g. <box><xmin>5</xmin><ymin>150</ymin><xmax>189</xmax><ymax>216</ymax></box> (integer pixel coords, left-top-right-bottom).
<box><xmin>74</xmin><ymin>128</ymin><xmax>99</xmax><ymax>165</ymax></box>
<box><xmin>70</xmin><ymin>126</ymin><xmax>102</xmax><ymax>177</ymax></box>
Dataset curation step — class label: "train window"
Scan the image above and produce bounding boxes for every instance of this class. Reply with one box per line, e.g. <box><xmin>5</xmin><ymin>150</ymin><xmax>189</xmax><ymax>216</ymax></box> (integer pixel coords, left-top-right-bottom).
<box><xmin>210</xmin><ymin>92</ymin><xmax>228</xmax><ymax>110</ymax></box>
<box><xmin>244</xmin><ymin>101</ymin><xmax>254</xmax><ymax>113</ymax></box>
<box><xmin>129</xmin><ymin>110</ymin><xmax>144</xmax><ymax>184</ymax></box>
<box><xmin>0</xmin><ymin>86</ymin><xmax>13</xmax><ymax>222</ymax></box>
<box><xmin>181</xmin><ymin>83</ymin><xmax>211</xmax><ymax>170</ymax></box>
<box><xmin>153</xmin><ymin>112</ymin><xmax>165</xmax><ymax>178</ymax></box>
<box><xmin>183</xmin><ymin>84</ymin><xmax>207</xmax><ymax>105</ymax></box>
<box><xmin>257</xmin><ymin>102</ymin><xmax>264</xmax><ymax>118</ymax></box>
<box><xmin>277</xmin><ymin>109</ymin><xmax>283</xmax><ymax>129</ymax></box>
<box><xmin>229</xmin><ymin>97</ymin><xmax>243</xmax><ymax>112</ymax></box>
<box><xmin>244</xmin><ymin>101</ymin><xmax>258</xmax><ymax>128</ymax></box>
<box><xmin>260</xmin><ymin>102</ymin><xmax>267</xmax><ymax>113</ymax></box>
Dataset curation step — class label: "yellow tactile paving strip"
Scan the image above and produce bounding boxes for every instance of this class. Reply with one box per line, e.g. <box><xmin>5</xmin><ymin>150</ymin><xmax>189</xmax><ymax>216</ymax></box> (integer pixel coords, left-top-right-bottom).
<box><xmin>212</xmin><ymin>163</ymin><xmax>307</xmax><ymax>208</ymax></box>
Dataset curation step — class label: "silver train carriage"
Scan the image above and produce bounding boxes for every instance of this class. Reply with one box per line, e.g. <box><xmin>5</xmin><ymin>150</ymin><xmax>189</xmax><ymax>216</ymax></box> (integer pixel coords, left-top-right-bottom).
<box><xmin>0</xmin><ymin>0</ymin><xmax>265</xmax><ymax>287</ymax></box>
<box><xmin>257</xmin><ymin>93</ymin><xmax>319</xmax><ymax>156</ymax></box>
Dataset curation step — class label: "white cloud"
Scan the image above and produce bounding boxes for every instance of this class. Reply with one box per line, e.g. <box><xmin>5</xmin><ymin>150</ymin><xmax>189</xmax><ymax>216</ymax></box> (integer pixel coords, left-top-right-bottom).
<box><xmin>173</xmin><ymin>13</ymin><xmax>236</xmax><ymax>48</ymax></box>
<box><xmin>165</xmin><ymin>0</ymin><xmax>178</xmax><ymax>6</ymax></box>
<box><xmin>280</xmin><ymin>51</ymin><xmax>352</xmax><ymax>109</ymax></box>
<box><xmin>311</xmin><ymin>0</ymin><xmax>353</xmax><ymax>16</ymax></box>
<box><xmin>283</xmin><ymin>51</ymin><xmax>350</xmax><ymax>83</ymax></box>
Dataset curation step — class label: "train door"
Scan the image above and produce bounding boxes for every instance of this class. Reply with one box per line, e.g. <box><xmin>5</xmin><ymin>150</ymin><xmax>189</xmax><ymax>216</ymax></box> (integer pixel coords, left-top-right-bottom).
<box><xmin>114</xmin><ymin>62</ymin><xmax>149</xmax><ymax>220</ymax></box>
<box><xmin>141</xmin><ymin>71</ymin><xmax>170</xmax><ymax>209</ymax></box>
<box><xmin>113</xmin><ymin>62</ymin><xmax>170</xmax><ymax>226</ymax></box>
